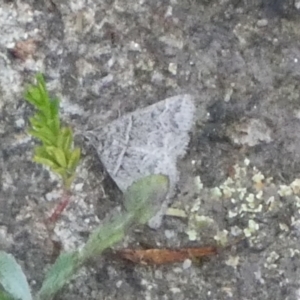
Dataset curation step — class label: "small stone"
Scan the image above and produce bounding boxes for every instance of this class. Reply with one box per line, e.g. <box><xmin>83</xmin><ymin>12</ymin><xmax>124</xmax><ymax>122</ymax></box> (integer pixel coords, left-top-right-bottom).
<box><xmin>230</xmin><ymin>226</ymin><xmax>242</xmax><ymax>236</ymax></box>
<box><xmin>151</xmin><ymin>71</ymin><xmax>164</xmax><ymax>84</ymax></box>
<box><xmin>75</xmin><ymin>183</ymin><xmax>84</xmax><ymax>191</ymax></box>
<box><xmin>257</xmin><ymin>19</ymin><xmax>268</xmax><ymax>27</ymax></box>
<box><xmin>170</xmin><ymin>287</ymin><xmax>181</xmax><ymax>294</ymax></box>
<box><xmin>182</xmin><ymin>259</ymin><xmax>192</xmax><ymax>269</ymax></box>
<box><xmin>116</xmin><ymin>280</ymin><xmax>123</xmax><ymax>288</ymax></box>
<box><xmin>164</xmin><ymin>6</ymin><xmax>173</xmax><ymax>18</ymax></box>
<box><xmin>289</xmin><ymin>248</ymin><xmax>300</xmax><ymax>257</ymax></box>
<box><xmin>0</xmin><ymin>226</ymin><xmax>13</xmax><ymax>249</ymax></box>
<box><xmin>244</xmin><ymin>158</ymin><xmax>250</xmax><ymax>166</ymax></box>
<box><xmin>256</xmin><ymin>190</ymin><xmax>263</xmax><ymax>199</ymax></box>
<box><xmin>45</xmin><ymin>190</ymin><xmax>61</xmax><ymax>201</ymax></box>
<box><xmin>279</xmin><ymin>223</ymin><xmax>289</xmax><ymax>232</ymax></box>
<box><xmin>168</xmin><ymin>62</ymin><xmax>177</xmax><ymax>75</ymax></box>
<box><xmin>224</xmin><ymin>88</ymin><xmax>233</xmax><ymax>102</ymax></box>
<box><xmin>128</xmin><ymin>41</ymin><xmax>142</xmax><ymax>52</ymax></box>
<box><xmin>295</xmin><ymin>0</ymin><xmax>300</xmax><ymax>10</ymax></box>
<box><xmin>15</xmin><ymin>118</ymin><xmax>25</xmax><ymax>128</ymax></box>
<box><xmin>164</xmin><ymin>229</ymin><xmax>175</xmax><ymax>239</ymax></box>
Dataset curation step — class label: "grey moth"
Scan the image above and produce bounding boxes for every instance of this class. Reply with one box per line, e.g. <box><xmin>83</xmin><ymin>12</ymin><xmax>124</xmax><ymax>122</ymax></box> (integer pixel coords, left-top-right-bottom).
<box><xmin>86</xmin><ymin>94</ymin><xmax>195</xmax><ymax>228</ymax></box>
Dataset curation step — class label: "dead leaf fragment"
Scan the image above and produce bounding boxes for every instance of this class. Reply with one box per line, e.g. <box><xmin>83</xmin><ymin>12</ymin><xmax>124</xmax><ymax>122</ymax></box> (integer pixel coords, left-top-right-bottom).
<box><xmin>117</xmin><ymin>247</ymin><xmax>218</xmax><ymax>265</ymax></box>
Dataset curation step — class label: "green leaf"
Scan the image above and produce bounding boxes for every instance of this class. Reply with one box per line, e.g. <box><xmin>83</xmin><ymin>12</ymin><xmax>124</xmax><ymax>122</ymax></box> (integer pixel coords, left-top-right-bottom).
<box><xmin>29</xmin><ymin>112</ymin><xmax>48</xmax><ymax>127</ymax></box>
<box><xmin>57</xmin><ymin>128</ymin><xmax>72</xmax><ymax>152</ymax></box>
<box><xmin>62</xmin><ymin>127</ymin><xmax>73</xmax><ymax>152</ymax></box>
<box><xmin>24</xmin><ymin>74</ymin><xmax>48</xmax><ymax>109</ymax></box>
<box><xmin>0</xmin><ymin>289</ymin><xmax>15</xmax><ymax>300</ymax></box>
<box><xmin>37</xmin><ymin>252</ymin><xmax>79</xmax><ymax>300</ymax></box>
<box><xmin>0</xmin><ymin>251</ymin><xmax>32</xmax><ymax>300</ymax></box>
<box><xmin>36</xmin><ymin>175</ymin><xmax>169</xmax><ymax>300</ymax></box>
<box><xmin>29</xmin><ymin>129</ymin><xmax>56</xmax><ymax>146</ymax></box>
<box><xmin>51</xmin><ymin>167</ymin><xmax>67</xmax><ymax>178</ymax></box>
<box><xmin>49</xmin><ymin>98</ymin><xmax>60</xmax><ymax>120</ymax></box>
<box><xmin>67</xmin><ymin>148</ymin><xmax>81</xmax><ymax>170</ymax></box>
<box><xmin>44</xmin><ymin>147</ymin><xmax>67</xmax><ymax>168</ymax></box>
<box><xmin>124</xmin><ymin>174</ymin><xmax>169</xmax><ymax>224</ymax></box>
<box><xmin>25</xmin><ymin>73</ymin><xmax>81</xmax><ymax>190</ymax></box>
<box><xmin>81</xmin><ymin>213</ymin><xmax>132</xmax><ymax>262</ymax></box>
<box><xmin>64</xmin><ymin>173</ymin><xmax>76</xmax><ymax>189</ymax></box>
<box><xmin>33</xmin><ymin>156</ymin><xmax>59</xmax><ymax>169</ymax></box>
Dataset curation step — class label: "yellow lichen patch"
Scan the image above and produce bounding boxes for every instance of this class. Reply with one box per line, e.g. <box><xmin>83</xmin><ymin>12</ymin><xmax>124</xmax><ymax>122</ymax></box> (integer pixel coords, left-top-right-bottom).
<box><xmin>213</xmin><ymin>230</ymin><xmax>228</xmax><ymax>246</ymax></box>
<box><xmin>290</xmin><ymin>179</ymin><xmax>300</xmax><ymax>194</ymax></box>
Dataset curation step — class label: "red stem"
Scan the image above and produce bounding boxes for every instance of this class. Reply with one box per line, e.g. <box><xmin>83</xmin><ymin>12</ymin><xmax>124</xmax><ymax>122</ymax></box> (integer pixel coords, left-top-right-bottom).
<box><xmin>47</xmin><ymin>189</ymin><xmax>71</xmax><ymax>224</ymax></box>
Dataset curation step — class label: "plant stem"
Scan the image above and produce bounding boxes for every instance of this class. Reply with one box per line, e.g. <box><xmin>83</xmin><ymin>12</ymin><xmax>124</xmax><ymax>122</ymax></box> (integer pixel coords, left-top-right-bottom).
<box><xmin>47</xmin><ymin>189</ymin><xmax>71</xmax><ymax>224</ymax></box>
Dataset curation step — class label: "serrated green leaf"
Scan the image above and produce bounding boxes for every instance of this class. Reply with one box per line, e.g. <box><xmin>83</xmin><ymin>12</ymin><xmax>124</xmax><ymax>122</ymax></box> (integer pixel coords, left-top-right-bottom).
<box><xmin>46</xmin><ymin>147</ymin><xmax>67</xmax><ymax>168</ymax></box>
<box><xmin>0</xmin><ymin>251</ymin><xmax>32</xmax><ymax>300</ymax></box>
<box><xmin>25</xmin><ymin>73</ymin><xmax>81</xmax><ymax>190</ymax></box>
<box><xmin>46</xmin><ymin>116</ymin><xmax>60</xmax><ymax>137</ymax></box>
<box><xmin>67</xmin><ymin>148</ymin><xmax>80</xmax><ymax>170</ymax></box>
<box><xmin>49</xmin><ymin>98</ymin><xmax>60</xmax><ymax>119</ymax></box>
<box><xmin>37</xmin><ymin>252</ymin><xmax>79</xmax><ymax>300</ymax></box>
<box><xmin>25</xmin><ymin>76</ymin><xmax>48</xmax><ymax>109</ymax></box>
<box><xmin>124</xmin><ymin>174</ymin><xmax>169</xmax><ymax>225</ymax></box>
<box><xmin>33</xmin><ymin>156</ymin><xmax>59</xmax><ymax>169</ymax></box>
<box><xmin>56</xmin><ymin>133</ymin><xmax>65</xmax><ymax>151</ymax></box>
<box><xmin>29</xmin><ymin>112</ymin><xmax>48</xmax><ymax>127</ymax></box>
<box><xmin>61</xmin><ymin>127</ymin><xmax>73</xmax><ymax>152</ymax></box>
<box><xmin>56</xmin><ymin>128</ymin><xmax>72</xmax><ymax>152</ymax></box>
<box><xmin>24</xmin><ymin>88</ymin><xmax>43</xmax><ymax>107</ymax></box>
<box><xmin>29</xmin><ymin>126</ymin><xmax>57</xmax><ymax>146</ymax></box>
<box><xmin>51</xmin><ymin>167</ymin><xmax>67</xmax><ymax>178</ymax></box>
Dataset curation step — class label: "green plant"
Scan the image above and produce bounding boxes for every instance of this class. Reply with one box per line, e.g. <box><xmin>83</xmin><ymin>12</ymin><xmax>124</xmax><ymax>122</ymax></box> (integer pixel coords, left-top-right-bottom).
<box><xmin>0</xmin><ymin>74</ymin><xmax>170</xmax><ymax>299</ymax></box>
<box><xmin>0</xmin><ymin>175</ymin><xmax>169</xmax><ymax>300</ymax></box>
<box><xmin>24</xmin><ymin>73</ymin><xmax>80</xmax><ymax>190</ymax></box>
<box><xmin>24</xmin><ymin>74</ymin><xmax>81</xmax><ymax>222</ymax></box>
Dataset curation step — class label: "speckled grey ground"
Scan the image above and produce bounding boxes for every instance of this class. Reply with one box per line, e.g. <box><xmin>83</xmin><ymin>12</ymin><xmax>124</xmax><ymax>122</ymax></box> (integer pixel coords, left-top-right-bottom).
<box><xmin>2</xmin><ymin>0</ymin><xmax>300</xmax><ymax>299</ymax></box>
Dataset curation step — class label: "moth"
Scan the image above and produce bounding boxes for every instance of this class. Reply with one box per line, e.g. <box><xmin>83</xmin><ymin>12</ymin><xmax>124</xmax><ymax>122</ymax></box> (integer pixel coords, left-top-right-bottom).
<box><xmin>85</xmin><ymin>94</ymin><xmax>195</xmax><ymax>229</ymax></box>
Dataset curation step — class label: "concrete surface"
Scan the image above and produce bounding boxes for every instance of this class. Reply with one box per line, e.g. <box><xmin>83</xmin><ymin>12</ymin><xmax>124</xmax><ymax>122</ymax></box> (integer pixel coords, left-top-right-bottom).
<box><xmin>1</xmin><ymin>0</ymin><xmax>300</xmax><ymax>299</ymax></box>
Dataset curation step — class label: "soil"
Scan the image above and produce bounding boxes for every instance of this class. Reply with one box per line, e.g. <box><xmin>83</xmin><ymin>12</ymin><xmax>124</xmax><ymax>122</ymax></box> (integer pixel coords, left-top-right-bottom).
<box><xmin>2</xmin><ymin>0</ymin><xmax>300</xmax><ymax>299</ymax></box>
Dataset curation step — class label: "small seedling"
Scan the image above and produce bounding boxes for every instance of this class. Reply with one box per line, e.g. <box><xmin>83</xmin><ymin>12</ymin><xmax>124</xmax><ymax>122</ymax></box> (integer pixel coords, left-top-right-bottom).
<box><xmin>0</xmin><ymin>74</ymin><xmax>171</xmax><ymax>300</ymax></box>
<box><xmin>24</xmin><ymin>74</ymin><xmax>81</xmax><ymax>222</ymax></box>
<box><xmin>0</xmin><ymin>175</ymin><xmax>169</xmax><ymax>300</ymax></box>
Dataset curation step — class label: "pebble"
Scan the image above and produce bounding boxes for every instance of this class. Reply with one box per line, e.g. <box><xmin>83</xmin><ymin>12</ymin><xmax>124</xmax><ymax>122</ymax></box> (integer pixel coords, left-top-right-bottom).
<box><xmin>257</xmin><ymin>19</ymin><xmax>268</xmax><ymax>27</ymax></box>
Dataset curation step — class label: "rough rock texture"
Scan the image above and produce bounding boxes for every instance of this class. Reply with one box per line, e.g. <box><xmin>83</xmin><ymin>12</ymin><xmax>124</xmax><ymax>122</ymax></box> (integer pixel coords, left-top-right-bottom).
<box><xmin>2</xmin><ymin>0</ymin><xmax>300</xmax><ymax>299</ymax></box>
